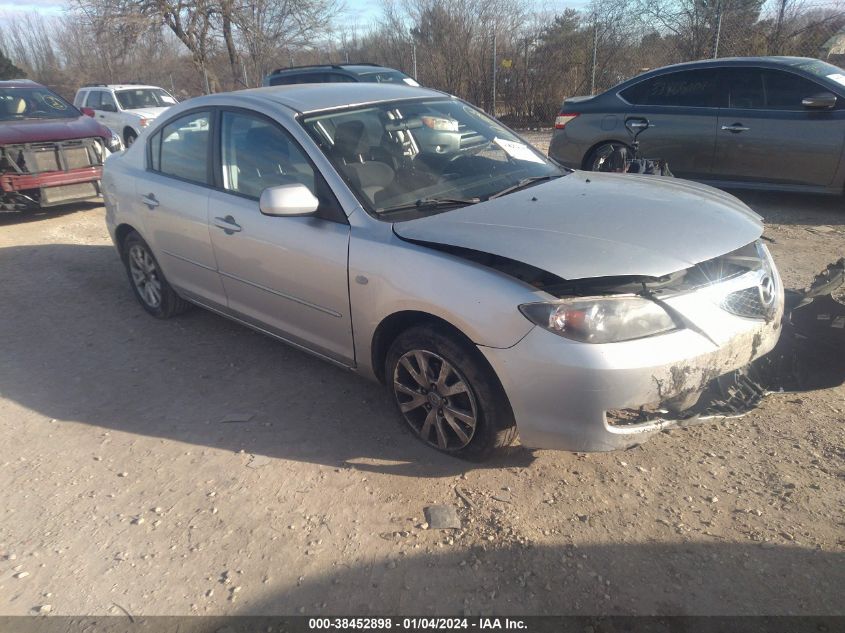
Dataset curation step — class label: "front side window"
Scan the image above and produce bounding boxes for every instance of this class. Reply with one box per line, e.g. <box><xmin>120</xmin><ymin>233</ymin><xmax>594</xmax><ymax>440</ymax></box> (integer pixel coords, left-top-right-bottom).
<box><xmin>85</xmin><ymin>91</ymin><xmax>102</xmax><ymax>108</ymax></box>
<box><xmin>621</xmin><ymin>69</ymin><xmax>719</xmax><ymax>107</ymax></box>
<box><xmin>100</xmin><ymin>91</ymin><xmax>118</xmax><ymax>111</ymax></box>
<box><xmin>116</xmin><ymin>88</ymin><xmax>177</xmax><ymax>110</ymax></box>
<box><xmin>220</xmin><ymin>111</ymin><xmax>316</xmax><ymax>199</ymax></box>
<box><xmin>301</xmin><ymin>98</ymin><xmax>565</xmax><ymax>218</ymax></box>
<box><xmin>0</xmin><ymin>86</ymin><xmax>79</xmax><ymax>120</ymax></box>
<box><xmin>762</xmin><ymin>70</ymin><xmax>825</xmax><ymax>109</ymax></box>
<box><xmin>149</xmin><ymin>110</ymin><xmax>211</xmax><ymax>184</ymax></box>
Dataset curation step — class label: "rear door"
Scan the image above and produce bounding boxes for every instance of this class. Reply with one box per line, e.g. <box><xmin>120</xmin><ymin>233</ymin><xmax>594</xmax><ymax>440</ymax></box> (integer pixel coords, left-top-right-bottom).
<box><xmin>619</xmin><ymin>68</ymin><xmax>719</xmax><ymax>178</ymax></box>
<box><xmin>140</xmin><ymin>109</ymin><xmax>227</xmax><ymax>308</ymax></box>
<box><xmin>713</xmin><ymin>66</ymin><xmax>844</xmax><ymax>187</ymax></box>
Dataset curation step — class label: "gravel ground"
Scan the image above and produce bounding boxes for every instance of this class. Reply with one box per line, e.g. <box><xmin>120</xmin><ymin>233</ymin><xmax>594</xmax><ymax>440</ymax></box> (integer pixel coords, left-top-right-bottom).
<box><xmin>0</xmin><ymin>139</ymin><xmax>843</xmax><ymax>616</ymax></box>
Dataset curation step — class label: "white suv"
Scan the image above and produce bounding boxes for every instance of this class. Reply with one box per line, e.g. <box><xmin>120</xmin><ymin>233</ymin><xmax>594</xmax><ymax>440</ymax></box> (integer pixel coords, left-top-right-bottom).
<box><xmin>73</xmin><ymin>84</ymin><xmax>178</xmax><ymax>147</ymax></box>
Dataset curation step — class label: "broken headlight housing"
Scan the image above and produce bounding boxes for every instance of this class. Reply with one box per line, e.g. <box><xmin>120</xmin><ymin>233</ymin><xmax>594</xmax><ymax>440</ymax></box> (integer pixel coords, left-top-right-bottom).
<box><xmin>519</xmin><ymin>296</ymin><xmax>678</xmax><ymax>344</ymax></box>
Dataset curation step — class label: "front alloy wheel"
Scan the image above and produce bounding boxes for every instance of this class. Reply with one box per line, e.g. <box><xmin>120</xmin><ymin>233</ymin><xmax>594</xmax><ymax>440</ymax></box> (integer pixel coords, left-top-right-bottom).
<box><xmin>393</xmin><ymin>349</ymin><xmax>479</xmax><ymax>451</ymax></box>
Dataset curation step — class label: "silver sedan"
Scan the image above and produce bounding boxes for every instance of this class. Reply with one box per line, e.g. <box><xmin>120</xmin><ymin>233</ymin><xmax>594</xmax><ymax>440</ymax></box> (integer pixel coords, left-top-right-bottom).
<box><xmin>103</xmin><ymin>83</ymin><xmax>783</xmax><ymax>459</ymax></box>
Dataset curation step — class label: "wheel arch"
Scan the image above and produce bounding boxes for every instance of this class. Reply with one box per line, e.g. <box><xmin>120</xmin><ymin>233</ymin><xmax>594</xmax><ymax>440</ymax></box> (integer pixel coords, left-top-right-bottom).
<box><xmin>371</xmin><ymin>310</ymin><xmax>480</xmax><ymax>385</ymax></box>
<box><xmin>123</xmin><ymin>126</ymin><xmax>138</xmax><ymax>143</ymax></box>
<box><xmin>581</xmin><ymin>138</ymin><xmax>630</xmax><ymax>170</ymax></box>
<box><xmin>114</xmin><ymin>223</ymin><xmax>140</xmax><ymax>257</ymax></box>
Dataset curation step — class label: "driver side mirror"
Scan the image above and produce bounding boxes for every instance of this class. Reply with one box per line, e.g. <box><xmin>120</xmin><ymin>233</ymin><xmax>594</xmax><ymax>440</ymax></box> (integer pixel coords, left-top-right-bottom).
<box><xmin>802</xmin><ymin>92</ymin><xmax>836</xmax><ymax>109</ymax></box>
<box><xmin>259</xmin><ymin>183</ymin><xmax>319</xmax><ymax>217</ymax></box>
<box><xmin>101</xmin><ymin>103</ymin><xmax>117</xmax><ymax>113</ymax></box>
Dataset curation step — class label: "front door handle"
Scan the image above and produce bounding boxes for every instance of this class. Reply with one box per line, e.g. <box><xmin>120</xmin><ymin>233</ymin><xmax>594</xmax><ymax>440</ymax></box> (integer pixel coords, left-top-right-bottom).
<box><xmin>213</xmin><ymin>215</ymin><xmax>242</xmax><ymax>234</ymax></box>
<box><xmin>721</xmin><ymin>123</ymin><xmax>750</xmax><ymax>133</ymax></box>
<box><xmin>140</xmin><ymin>193</ymin><xmax>159</xmax><ymax>209</ymax></box>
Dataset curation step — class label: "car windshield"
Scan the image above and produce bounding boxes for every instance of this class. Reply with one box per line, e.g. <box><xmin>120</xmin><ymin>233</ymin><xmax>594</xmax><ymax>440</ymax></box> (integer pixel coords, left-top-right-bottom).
<box><xmin>301</xmin><ymin>98</ymin><xmax>565</xmax><ymax>218</ymax></box>
<box><xmin>358</xmin><ymin>71</ymin><xmax>419</xmax><ymax>86</ymax></box>
<box><xmin>0</xmin><ymin>87</ymin><xmax>79</xmax><ymax>120</ymax></box>
<box><xmin>115</xmin><ymin>88</ymin><xmax>177</xmax><ymax>110</ymax></box>
<box><xmin>790</xmin><ymin>59</ymin><xmax>845</xmax><ymax>89</ymax></box>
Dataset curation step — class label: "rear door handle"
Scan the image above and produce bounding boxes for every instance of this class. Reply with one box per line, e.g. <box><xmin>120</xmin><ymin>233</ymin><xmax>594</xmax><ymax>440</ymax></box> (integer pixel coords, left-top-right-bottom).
<box><xmin>213</xmin><ymin>215</ymin><xmax>242</xmax><ymax>234</ymax></box>
<box><xmin>721</xmin><ymin>124</ymin><xmax>750</xmax><ymax>133</ymax></box>
<box><xmin>140</xmin><ymin>193</ymin><xmax>159</xmax><ymax>209</ymax></box>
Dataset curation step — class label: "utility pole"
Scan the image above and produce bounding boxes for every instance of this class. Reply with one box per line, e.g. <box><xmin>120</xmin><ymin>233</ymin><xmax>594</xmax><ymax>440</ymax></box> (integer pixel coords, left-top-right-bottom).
<box><xmin>713</xmin><ymin>1</ymin><xmax>723</xmax><ymax>58</ymax></box>
<box><xmin>591</xmin><ymin>13</ymin><xmax>598</xmax><ymax>95</ymax></box>
<box><xmin>492</xmin><ymin>29</ymin><xmax>497</xmax><ymax>116</ymax></box>
<box><xmin>412</xmin><ymin>42</ymin><xmax>417</xmax><ymax>79</ymax></box>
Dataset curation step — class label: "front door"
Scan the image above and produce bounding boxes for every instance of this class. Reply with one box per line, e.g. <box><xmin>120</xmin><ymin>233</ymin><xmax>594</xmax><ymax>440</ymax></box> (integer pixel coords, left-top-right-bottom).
<box><xmin>207</xmin><ymin>109</ymin><xmax>354</xmax><ymax>365</ymax></box>
<box><xmin>712</xmin><ymin>67</ymin><xmax>844</xmax><ymax>187</ymax></box>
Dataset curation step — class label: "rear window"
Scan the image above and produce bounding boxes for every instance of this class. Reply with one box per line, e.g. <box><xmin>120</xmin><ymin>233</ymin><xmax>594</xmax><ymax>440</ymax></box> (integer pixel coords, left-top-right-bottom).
<box><xmin>621</xmin><ymin>69</ymin><xmax>719</xmax><ymax>107</ymax></box>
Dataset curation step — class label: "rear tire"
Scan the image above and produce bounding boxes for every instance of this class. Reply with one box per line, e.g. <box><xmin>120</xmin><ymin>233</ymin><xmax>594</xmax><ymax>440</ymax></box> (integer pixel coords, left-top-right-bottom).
<box><xmin>386</xmin><ymin>325</ymin><xmax>517</xmax><ymax>460</ymax></box>
<box><xmin>122</xmin><ymin>231</ymin><xmax>190</xmax><ymax>319</ymax></box>
<box><xmin>586</xmin><ymin>141</ymin><xmax>629</xmax><ymax>172</ymax></box>
<box><xmin>124</xmin><ymin>129</ymin><xmax>138</xmax><ymax>147</ymax></box>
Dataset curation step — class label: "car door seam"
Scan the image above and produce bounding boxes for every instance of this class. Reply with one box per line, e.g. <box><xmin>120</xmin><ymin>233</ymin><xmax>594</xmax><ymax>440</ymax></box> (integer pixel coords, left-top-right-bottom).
<box><xmin>218</xmin><ymin>270</ymin><xmax>343</xmax><ymax>318</ymax></box>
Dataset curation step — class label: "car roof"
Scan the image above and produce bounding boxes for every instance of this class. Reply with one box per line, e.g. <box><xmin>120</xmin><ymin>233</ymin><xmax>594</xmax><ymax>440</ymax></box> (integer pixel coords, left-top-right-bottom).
<box><xmin>0</xmin><ymin>79</ymin><xmax>42</xmax><ymax>89</ymax></box>
<box><xmin>205</xmin><ymin>83</ymin><xmax>447</xmax><ymax>114</ymax></box>
<box><xmin>617</xmin><ymin>56</ymin><xmax>825</xmax><ymax>87</ymax></box>
<box><xmin>270</xmin><ymin>63</ymin><xmax>403</xmax><ymax>77</ymax></box>
<box><xmin>78</xmin><ymin>84</ymin><xmax>165</xmax><ymax>92</ymax></box>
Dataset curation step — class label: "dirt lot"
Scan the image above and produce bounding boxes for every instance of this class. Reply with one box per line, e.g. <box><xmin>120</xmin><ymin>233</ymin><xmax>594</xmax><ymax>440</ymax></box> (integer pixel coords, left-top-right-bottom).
<box><xmin>0</xmin><ymin>149</ymin><xmax>843</xmax><ymax>616</ymax></box>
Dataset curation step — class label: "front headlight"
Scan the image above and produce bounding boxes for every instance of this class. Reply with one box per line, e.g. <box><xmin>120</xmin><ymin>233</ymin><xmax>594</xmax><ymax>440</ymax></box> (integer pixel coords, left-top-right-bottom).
<box><xmin>519</xmin><ymin>296</ymin><xmax>678</xmax><ymax>344</ymax></box>
<box><xmin>106</xmin><ymin>130</ymin><xmax>123</xmax><ymax>153</ymax></box>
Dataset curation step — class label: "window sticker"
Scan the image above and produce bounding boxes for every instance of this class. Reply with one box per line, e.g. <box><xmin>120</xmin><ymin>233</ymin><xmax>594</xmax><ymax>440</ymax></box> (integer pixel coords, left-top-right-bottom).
<box><xmin>826</xmin><ymin>73</ymin><xmax>845</xmax><ymax>87</ymax></box>
<box><xmin>43</xmin><ymin>95</ymin><xmax>68</xmax><ymax>110</ymax></box>
<box><xmin>493</xmin><ymin>137</ymin><xmax>544</xmax><ymax>163</ymax></box>
<box><xmin>402</xmin><ymin>77</ymin><xmax>420</xmax><ymax>87</ymax></box>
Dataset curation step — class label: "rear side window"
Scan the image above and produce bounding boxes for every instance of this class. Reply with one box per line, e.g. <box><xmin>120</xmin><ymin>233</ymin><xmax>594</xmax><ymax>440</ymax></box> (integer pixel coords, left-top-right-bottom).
<box><xmin>621</xmin><ymin>69</ymin><xmax>719</xmax><ymax>107</ymax></box>
<box><xmin>148</xmin><ymin>110</ymin><xmax>211</xmax><ymax>184</ymax></box>
<box><xmin>73</xmin><ymin>91</ymin><xmax>87</xmax><ymax>107</ymax></box>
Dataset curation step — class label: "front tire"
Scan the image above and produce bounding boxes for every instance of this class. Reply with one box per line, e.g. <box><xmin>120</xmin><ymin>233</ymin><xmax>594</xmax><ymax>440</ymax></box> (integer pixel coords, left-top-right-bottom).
<box><xmin>122</xmin><ymin>231</ymin><xmax>190</xmax><ymax>319</ymax></box>
<box><xmin>386</xmin><ymin>325</ymin><xmax>517</xmax><ymax>460</ymax></box>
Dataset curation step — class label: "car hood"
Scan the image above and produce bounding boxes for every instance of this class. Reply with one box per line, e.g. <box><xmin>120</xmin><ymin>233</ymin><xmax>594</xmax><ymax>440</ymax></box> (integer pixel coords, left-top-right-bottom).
<box><xmin>124</xmin><ymin>106</ymin><xmax>170</xmax><ymax>119</ymax></box>
<box><xmin>392</xmin><ymin>171</ymin><xmax>764</xmax><ymax>280</ymax></box>
<box><xmin>0</xmin><ymin>115</ymin><xmax>110</xmax><ymax>144</ymax></box>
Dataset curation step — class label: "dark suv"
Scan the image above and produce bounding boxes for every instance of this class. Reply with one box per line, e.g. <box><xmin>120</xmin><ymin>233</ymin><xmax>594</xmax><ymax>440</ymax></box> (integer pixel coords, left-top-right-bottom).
<box><xmin>548</xmin><ymin>56</ymin><xmax>845</xmax><ymax>195</ymax></box>
<box><xmin>264</xmin><ymin>63</ymin><xmax>420</xmax><ymax>88</ymax></box>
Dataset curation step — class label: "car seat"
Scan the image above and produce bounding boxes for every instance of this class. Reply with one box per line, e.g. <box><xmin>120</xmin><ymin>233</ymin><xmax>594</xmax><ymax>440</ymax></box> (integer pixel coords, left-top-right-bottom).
<box><xmin>332</xmin><ymin>120</ymin><xmax>394</xmax><ymax>204</ymax></box>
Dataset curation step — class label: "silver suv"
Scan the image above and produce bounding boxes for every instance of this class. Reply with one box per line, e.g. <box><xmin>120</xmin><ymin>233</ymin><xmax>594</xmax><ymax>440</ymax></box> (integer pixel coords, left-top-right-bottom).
<box><xmin>102</xmin><ymin>83</ymin><xmax>783</xmax><ymax>459</ymax></box>
<box><xmin>73</xmin><ymin>84</ymin><xmax>178</xmax><ymax>147</ymax></box>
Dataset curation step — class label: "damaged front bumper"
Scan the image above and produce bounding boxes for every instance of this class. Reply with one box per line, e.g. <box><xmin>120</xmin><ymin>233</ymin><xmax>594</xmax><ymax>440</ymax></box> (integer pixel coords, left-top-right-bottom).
<box><xmin>479</xmin><ymin>267</ymin><xmax>786</xmax><ymax>452</ymax></box>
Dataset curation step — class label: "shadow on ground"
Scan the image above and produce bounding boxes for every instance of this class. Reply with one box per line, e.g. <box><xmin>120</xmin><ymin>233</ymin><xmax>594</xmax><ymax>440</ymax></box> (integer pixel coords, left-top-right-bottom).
<box><xmin>726</xmin><ymin>190</ymin><xmax>844</xmax><ymax>226</ymax></box>
<box><xmin>0</xmin><ymin>201</ymin><xmax>101</xmax><ymax>227</ymax></box>
<box><xmin>0</xmin><ymin>242</ymin><xmax>534</xmax><ymax>478</ymax></box>
<box><xmin>229</xmin><ymin>541</ymin><xmax>844</xmax><ymax>616</ymax></box>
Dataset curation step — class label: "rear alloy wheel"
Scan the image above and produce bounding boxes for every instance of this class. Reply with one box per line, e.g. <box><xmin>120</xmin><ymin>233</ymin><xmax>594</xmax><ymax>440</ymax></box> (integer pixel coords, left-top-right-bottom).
<box><xmin>587</xmin><ymin>141</ymin><xmax>627</xmax><ymax>172</ymax></box>
<box><xmin>386</xmin><ymin>325</ymin><xmax>517</xmax><ymax>459</ymax></box>
<box><xmin>122</xmin><ymin>231</ymin><xmax>190</xmax><ymax>319</ymax></box>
